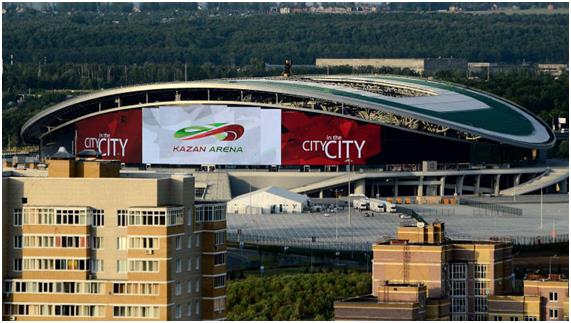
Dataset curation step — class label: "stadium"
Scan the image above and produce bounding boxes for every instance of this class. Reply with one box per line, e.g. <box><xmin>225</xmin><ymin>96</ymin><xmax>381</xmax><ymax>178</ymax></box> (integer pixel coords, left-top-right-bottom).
<box><xmin>18</xmin><ymin>74</ymin><xmax>569</xmax><ymax>245</ymax></box>
<box><xmin>22</xmin><ymin>74</ymin><xmax>563</xmax><ymax>194</ymax></box>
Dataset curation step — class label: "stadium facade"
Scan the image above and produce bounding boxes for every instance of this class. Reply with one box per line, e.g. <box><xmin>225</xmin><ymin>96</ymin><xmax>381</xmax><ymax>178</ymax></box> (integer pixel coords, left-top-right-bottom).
<box><xmin>22</xmin><ymin>75</ymin><xmax>555</xmax><ymax>167</ymax></box>
<box><xmin>21</xmin><ymin>75</ymin><xmax>565</xmax><ymax>198</ymax></box>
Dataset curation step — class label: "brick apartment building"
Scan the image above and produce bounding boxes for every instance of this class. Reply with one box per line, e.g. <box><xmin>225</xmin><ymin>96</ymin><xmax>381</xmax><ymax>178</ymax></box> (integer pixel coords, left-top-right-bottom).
<box><xmin>335</xmin><ymin>222</ymin><xmax>569</xmax><ymax>321</ymax></box>
<box><xmin>2</xmin><ymin>152</ymin><xmax>227</xmax><ymax>320</ymax></box>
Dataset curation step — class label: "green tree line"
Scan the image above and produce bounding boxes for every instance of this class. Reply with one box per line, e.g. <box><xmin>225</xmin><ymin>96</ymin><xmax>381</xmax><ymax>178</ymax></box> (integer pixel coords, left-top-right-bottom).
<box><xmin>226</xmin><ymin>271</ymin><xmax>371</xmax><ymax>320</ymax></box>
<box><xmin>3</xmin><ymin>11</ymin><xmax>568</xmax><ymax>66</ymax></box>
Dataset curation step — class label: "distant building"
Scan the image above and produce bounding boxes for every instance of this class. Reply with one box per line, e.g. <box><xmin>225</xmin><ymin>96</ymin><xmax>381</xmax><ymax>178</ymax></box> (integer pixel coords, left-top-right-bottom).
<box><xmin>315</xmin><ymin>58</ymin><xmax>468</xmax><ymax>75</ymax></box>
<box><xmin>468</xmin><ymin>62</ymin><xmax>532</xmax><ymax>79</ymax></box>
<box><xmin>334</xmin><ymin>222</ymin><xmax>513</xmax><ymax>320</ymax></box>
<box><xmin>279</xmin><ymin>7</ymin><xmax>290</xmax><ymax>14</ymax></box>
<box><xmin>227</xmin><ymin>186</ymin><xmax>310</xmax><ymax>214</ymax></box>
<box><xmin>537</xmin><ymin>64</ymin><xmax>569</xmax><ymax>77</ymax></box>
<box><xmin>2</xmin><ymin>154</ymin><xmax>227</xmax><ymax>320</ymax></box>
<box><xmin>488</xmin><ymin>274</ymin><xmax>569</xmax><ymax>320</ymax></box>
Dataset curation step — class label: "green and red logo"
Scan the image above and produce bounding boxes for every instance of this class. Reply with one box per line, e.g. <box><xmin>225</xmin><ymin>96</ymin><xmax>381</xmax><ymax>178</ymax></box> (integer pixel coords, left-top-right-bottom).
<box><xmin>174</xmin><ymin>123</ymin><xmax>245</xmax><ymax>141</ymax></box>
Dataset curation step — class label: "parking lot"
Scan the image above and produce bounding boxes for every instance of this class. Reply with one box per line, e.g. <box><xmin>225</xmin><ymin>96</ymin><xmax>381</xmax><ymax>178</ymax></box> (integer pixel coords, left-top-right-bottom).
<box><xmin>227</xmin><ymin>196</ymin><xmax>569</xmax><ymax>250</ymax></box>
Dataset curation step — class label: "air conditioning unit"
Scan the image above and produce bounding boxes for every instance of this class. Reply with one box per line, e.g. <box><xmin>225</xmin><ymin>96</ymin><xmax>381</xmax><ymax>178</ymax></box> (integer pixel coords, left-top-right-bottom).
<box><xmin>145</xmin><ymin>249</ymin><xmax>154</xmax><ymax>255</ymax></box>
<box><xmin>9</xmin><ymin>316</ymin><xmax>16</xmax><ymax>321</ymax></box>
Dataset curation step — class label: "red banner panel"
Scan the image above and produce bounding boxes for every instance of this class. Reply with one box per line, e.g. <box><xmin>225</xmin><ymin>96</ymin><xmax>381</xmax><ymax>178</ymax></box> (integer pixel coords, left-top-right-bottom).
<box><xmin>281</xmin><ymin>111</ymin><xmax>381</xmax><ymax>165</ymax></box>
<box><xmin>75</xmin><ymin>109</ymin><xmax>142</xmax><ymax>163</ymax></box>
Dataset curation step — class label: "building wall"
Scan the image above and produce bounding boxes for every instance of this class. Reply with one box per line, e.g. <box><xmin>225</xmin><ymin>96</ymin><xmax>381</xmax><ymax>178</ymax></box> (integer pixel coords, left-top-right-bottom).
<box><xmin>1</xmin><ymin>174</ymin><xmax>225</xmax><ymax>321</ymax></box>
<box><xmin>524</xmin><ymin>279</ymin><xmax>569</xmax><ymax>320</ymax></box>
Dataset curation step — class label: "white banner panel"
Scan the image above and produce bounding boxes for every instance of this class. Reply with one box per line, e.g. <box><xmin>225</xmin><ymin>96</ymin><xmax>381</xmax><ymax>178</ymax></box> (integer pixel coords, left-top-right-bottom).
<box><xmin>142</xmin><ymin>105</ymin><xmax>281</xmax><ymax>165</ymax></box>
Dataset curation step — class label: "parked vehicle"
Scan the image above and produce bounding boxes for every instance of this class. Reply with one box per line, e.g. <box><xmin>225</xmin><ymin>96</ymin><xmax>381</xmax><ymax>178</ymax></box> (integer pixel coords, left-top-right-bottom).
<box><xmin>369</xmin><ymin>199</ymin><xmax>397</xmax><ymax>213</ymax></box>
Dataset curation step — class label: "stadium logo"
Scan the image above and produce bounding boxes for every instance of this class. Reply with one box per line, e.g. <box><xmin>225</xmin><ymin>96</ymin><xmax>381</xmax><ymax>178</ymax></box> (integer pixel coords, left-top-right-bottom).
<box><xmin>174</xmin><ymin>123</ymin><xmax>245</xmax><ymax>141</ymax></box>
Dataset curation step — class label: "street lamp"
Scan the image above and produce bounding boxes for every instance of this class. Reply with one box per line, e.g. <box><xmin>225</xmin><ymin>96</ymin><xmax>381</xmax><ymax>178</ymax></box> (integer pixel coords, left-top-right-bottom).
<box><xmin>329</xmin><ymin>188</ymin><xmax>340</xmax><ymax>241</ymax></box>
<box><xmin>345</xmin><ymin>158</ymin><xmax>353</xmax><ymax>259</ymax></box>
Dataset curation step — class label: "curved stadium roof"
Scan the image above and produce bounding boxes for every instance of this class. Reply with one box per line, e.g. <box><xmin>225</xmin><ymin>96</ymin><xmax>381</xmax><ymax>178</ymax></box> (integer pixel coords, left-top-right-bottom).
<box><xmin>21</xmin><ymin>75</ymin><xmax>555</xmax><ymax>149</ymax></box>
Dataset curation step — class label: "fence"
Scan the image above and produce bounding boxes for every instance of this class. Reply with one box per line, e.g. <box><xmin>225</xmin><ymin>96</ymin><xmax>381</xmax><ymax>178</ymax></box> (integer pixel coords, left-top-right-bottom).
<box><xmin>227</xmin><ymin>232</ymin><xmax>374</xmax><ymax>252</ymax></box>
<box><xmin>459</xmin><ymin>198</ymin><xmax>523</xmax><ymax>216</ymax></box>
<box><xmin>412</xmin><ymin>207</ymin><xmax>456</xmax><ymax>218</ymax></box>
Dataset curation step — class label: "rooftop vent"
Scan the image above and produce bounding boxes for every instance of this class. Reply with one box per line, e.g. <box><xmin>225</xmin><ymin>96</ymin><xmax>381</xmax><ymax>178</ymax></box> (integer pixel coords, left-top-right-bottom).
<box><xmin>50</xmin><ymin>146</ymin><xmax>75</xmax><ymax>160</ymax></box>
<box><xmin>77</xmin><ymin>149</ymin><xmax>102</xmax><ymax>160</ymax></box>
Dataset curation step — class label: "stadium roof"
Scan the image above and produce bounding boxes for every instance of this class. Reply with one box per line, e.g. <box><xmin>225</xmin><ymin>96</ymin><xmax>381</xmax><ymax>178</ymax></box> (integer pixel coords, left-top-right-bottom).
<box><xmin>21</xmin><ymin>74</ymin><xmax>555</xmax><ymax>149</ymax></box>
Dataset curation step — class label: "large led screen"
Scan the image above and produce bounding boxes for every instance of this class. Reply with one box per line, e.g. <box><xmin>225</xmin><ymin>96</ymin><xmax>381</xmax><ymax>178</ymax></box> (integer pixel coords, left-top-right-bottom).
<box><xmin>75</xmin><ymin>109</ymin><xmax>142</xmax><ymax>163</ymax></box>
<box><xmin>281</xmin><ymin>111</ymin><xmax>381</xmax><ymax>165</ymax></box>
<box><xmin>142</xmin><ymin>105</ymin><xmax>281</xmax><ymax>165</ymax></box>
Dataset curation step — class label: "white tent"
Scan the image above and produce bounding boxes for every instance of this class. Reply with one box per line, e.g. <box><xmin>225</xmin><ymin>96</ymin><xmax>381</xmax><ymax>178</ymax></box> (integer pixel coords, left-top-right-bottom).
<box><xmin>228</xmin><ymin>186</ymin><xmax>310</xmax><ymax>214</ymax></box>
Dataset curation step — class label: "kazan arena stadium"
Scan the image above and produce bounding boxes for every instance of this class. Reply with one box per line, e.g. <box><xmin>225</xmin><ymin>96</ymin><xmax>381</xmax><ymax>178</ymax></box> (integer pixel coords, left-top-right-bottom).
<box><xmin>21</xmin><ymin>75</ymin><xmax>567</xmax><ymax>198</ymax></box>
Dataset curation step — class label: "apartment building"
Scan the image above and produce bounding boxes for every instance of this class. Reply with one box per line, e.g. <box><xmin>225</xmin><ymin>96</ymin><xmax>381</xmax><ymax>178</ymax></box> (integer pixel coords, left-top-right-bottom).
<box><xmin>2</xmin><ymin>154</ymin><xmax>227</xmax><ymax>320</ymax></box>
<box><xmin>489</xmin><ymin>274</ymin><xmax>569</xmax><ymax>321</ymax></box>
<box><xmin>334</xmin><ymin>222</ymin><xmax>513</xmax><ymax>320</ymax></box>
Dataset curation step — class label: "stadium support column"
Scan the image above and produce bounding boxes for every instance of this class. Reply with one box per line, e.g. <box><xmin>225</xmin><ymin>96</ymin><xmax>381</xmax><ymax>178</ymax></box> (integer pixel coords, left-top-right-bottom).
<box><xmin>474</xmin><ymin>175</ymin><xmax>481</xmax><ymax>195</ymax></box>
<box><xmin>394</xmin><ymin>178</ymin><xmax>399</xmax><ymax>198</ymax></box>
<box><xmin>355</xmin><ymin>179</ymin><xmax>366</xmax><ymax>196</ymax></box>
<box><xmin>319</xmin><ymin>190</ymin><xmax>324</xmax><ymax>199</ymax></box>
<box><xmin>455</xmin><ymin>175</ymin><xmax>464</xmax><ymax>196</ymax></box>
<box><xmin>513</xmin><ymin>174</ymin><xmax>521</xmax><ymax>187</ymax></box>
<box><xmin>493</xmin><ymin>174</ymin><xmax>501</xmax><ymax>196</ymax></box>
<box><xmin>417</xmin><ymin>176</ymin><xmax>424</xmax><ymax>197</ymax></box>
<box><xmin>439</xmin><ymin>176</ymin><xmax>446</xmax><ymax>196</ymax></box>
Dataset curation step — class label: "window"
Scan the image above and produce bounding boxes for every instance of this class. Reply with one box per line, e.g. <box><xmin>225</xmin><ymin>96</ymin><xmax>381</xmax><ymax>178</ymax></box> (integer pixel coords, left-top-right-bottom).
<box><xmin>195</xmin><ymin>233</ymin><xmax>200</xmax><ymax>247</ymax></box>
<box><xmin>510</xmin><ymin>317</ymin><xmax>519</xmax><ymax>321</ymax></box>
<box><xmin>215</xmin><ymin>231</ymin><xmax>226</xmax><ymax>245</ymax></box>
<box><xmin>13</xmin><ymin>208</ymin><xmax>22</xmax><ymax>226</ymax></box>
<box><xmin>549</xmin><ymin>292</ymin><xmax>558</xmax><ymax>301</ymax></box>
<box><xmin>195</xmin><ymin>256</ymin><xmax>200</xmax><ymax>270</ymax></box>
<box><xmin>195</xmin><ymin>204</ymin><xmax>226</xmax><ymax>222</ymax></box>
<box><xmin>214</xmin><ymin>253</ymin><xmax>225</xmax><ymax>266</ymax></box>
<box><xmin>116</xmin><ymin>237</ymin><xmax>127</xmax><ymax>250</ymax></box>
<box><xmin>129</xmin><ymin>237</ymin><xmax>158</xmax><ymax>249</ymax></box>
<box><xmin>524</xmin><ymin>316</ymin><xmax>537</xmax><ymax>321</ymax></box>
<box><xmin>92</xmin><ymin>237</ymin><xmax>103</xmax><ymax>249</ymax></box>
<box><xmin>175</xmin><ymin>282</ymin><xmax>181</xmax><ymax>295</ymax></box>
<box><xmin>195</xmin><ymin>300</ymin><xmax>200</xmax><ymax>315</ymax></box>
<box><xmin>195</xmin><ymin>279</ymin><xmax>200</xmax><ymax>293</ymax></box>
<box><xmin>128</xmin><ymin>260</ymin><xmax>159</xmax><ymax>272</ymax></box>
<box><xmin>474</xmin><ymin>264</ymin><xmax>488</xmax><ymax>279</ymax></box>
<box><xmin>117</xmin><ymin>210</ymin><xmax>128</xmax><ymax>227</ymax></box>
<box><xmin>187</xmin><ymin>281</ymin><xmax>192</xmax><ymax>293</ymax></box>
<box><xmin>14</xmin><ymin>235</ymin><xmax>22</xmax><ymax>249</ymax></box>
<box><xmin>494</xmin><ymin>316</ymin><xmax>503</xmax><ymax>321</ymax></box>
<box><xmin>176</xmin><ymin>258</ymin><xmax>182</xmax><ymax>273</ymax></box>
<box><xmin>91</xmin><ymin>259</ymin><xmax>104</xmax><ymax>273</ymax></box>
<box><xmin>214</xmin><ymin>275</ymin><xmax>226</xmax><ymax>288</ymax></box>
<box><xmin>117</xmin><ymin>260</ymin><xmax>127</xmax><ymax>273</ymax></box>
<box><xmin>14</xmin><ymin>259</ymin><xmax>22</xmax><ymax>272</ymax></box>
<box><xmin>92</xmin><ymin>209</ymin><xmax>104</xmax><ymax>227</ymax></box>
<box><xmin>213</xmin><ymin>298</ymin><xmax>225</xmax><ymax>313</ymax></box>
<box><xmin>187</xmin><ymin>257</ymin><xmax>192</xmax><ymax>271</ymax></box>
<box><xmin>175</xmin><ymin>304</ymin><xmax>181</xmax><ymax>318</ymax></box>
<box><xmin>187</xmin><ymin>235</ymin><xmax>192</xmax><ymax>249</ymax></box>
<box><xmin>176</xmin><ymin>236</ymin><xmax>182</xmax><ymax>250</ymax></box>
<box><xmin>549</xmin><ymin>309</ymin><xmax>558</xmax><ymax>319</ymax></box>
<box><xmin>187</xmin><ymin>303</ymin><xmax>192</xmax><ymax>316</ymax></box>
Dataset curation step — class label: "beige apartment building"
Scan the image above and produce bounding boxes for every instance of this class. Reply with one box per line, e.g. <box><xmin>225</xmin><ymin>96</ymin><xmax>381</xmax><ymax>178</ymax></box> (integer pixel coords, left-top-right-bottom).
<box><xmin>489</xmin><ymin>274</ymin><xmax>569</xmax><ymax>321</ymax></box>
<box><xmin>2</xmin><ymin>156</ymin><xmax>227</xmax><ymax>320</ymax></box>
<box><xmin>335</xmin><ymin>222</ymin><xmax>513</xmax><ymax>320</ymax></box>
